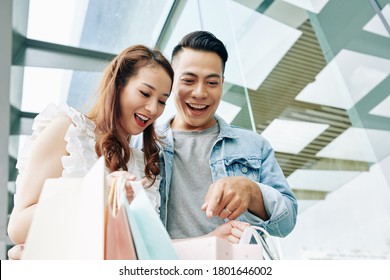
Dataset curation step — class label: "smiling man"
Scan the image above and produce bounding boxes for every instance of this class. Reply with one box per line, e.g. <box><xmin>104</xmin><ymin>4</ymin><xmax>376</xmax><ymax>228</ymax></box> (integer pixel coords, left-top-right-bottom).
<box><xmin>156</xmin><ymin>31</ymin><xmax>298</xmax><ymax>239</ymax></box>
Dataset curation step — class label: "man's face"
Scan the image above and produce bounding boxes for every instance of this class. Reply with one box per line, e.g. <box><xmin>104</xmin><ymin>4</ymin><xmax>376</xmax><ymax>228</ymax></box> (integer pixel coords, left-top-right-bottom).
<box><xmin>171</xmin><ymin>48</ymin><xmax>224</xmax><ymax>131</ymax></box>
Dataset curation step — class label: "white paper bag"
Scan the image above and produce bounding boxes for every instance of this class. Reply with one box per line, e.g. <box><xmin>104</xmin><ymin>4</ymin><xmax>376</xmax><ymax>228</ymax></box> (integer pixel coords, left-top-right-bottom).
<box><xmin>239</xmin><ymin>226</ymin><xmax>280</xmax><ymax>260</ymax></box>
<box><xmin>173</xmin><ymin>235</ymin><xmax>263</xmax><ymax>260</ymax></box>
<box><xmin>22</xmin><ymin>157</ymin><xmax>106</xmax><ymax>259</ymax></box>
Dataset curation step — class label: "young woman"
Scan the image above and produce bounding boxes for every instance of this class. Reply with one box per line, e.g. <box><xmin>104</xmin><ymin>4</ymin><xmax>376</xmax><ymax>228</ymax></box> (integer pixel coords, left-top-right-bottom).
<box><xmin>7</xmin><ymin>45</ymin><xmax>173</xmax><ymax>246</ymax></box>
<box><xmin>7</xmin><ymin>44</ymin><xmax>248</xmax><ymax>259</ymax></box>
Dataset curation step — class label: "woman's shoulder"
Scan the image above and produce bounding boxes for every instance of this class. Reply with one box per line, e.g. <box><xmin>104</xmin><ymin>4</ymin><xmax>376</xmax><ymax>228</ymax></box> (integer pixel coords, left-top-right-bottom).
<box><xmin>30</xmin><ymin>104</ymin><xmax>90</xmax><ymax>133</ymax></box>
<box><xmin>17</xmin><ymin>104</ymin><xmax>76</xmax><ymax>163</ymax></box>
<box><xmin>17</xmin><ymin>103</ymin><xmax>98</xmax><ymax>179</ymax></box>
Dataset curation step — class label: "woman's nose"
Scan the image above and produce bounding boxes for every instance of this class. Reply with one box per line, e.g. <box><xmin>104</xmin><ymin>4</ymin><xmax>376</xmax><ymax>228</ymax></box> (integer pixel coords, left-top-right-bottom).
<box><xmin>145</xmin><ymin>100</ymin><xmax>158</xmax><ymax>116</ymax></box>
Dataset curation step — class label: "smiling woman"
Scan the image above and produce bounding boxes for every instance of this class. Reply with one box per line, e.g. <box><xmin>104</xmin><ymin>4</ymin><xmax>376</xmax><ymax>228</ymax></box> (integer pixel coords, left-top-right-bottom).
<box><xmin>118</xmin><ymin>66</ymin><xmax>171</xmax><ymax>134</ymax></box>
<box><xmin>7</xmin><ymin>44</ymin><xmax>174</xmax><ymax>247</ymax></box>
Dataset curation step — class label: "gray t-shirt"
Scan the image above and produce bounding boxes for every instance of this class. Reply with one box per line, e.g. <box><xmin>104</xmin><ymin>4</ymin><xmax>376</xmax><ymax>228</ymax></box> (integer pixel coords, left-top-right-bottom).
<box><xmin>166</xmin><ymin>124</ymin><xmax>224</xmax><ymax>238</ymax></box>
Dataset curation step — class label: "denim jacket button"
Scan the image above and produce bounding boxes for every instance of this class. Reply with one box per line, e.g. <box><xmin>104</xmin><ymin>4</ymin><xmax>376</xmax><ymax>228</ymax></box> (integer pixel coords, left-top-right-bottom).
<box><xmin>241</xmin><ymin>167</ymin><xmax>248</xmax><ymax>173</ymax></box>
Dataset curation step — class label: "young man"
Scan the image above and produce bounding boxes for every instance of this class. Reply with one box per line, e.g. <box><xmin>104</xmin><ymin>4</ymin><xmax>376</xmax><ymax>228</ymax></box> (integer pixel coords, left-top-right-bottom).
<box><xmin>156</xmin><ymin>31</ymin><xmax>297</xmax><ymax>239</ymax></box>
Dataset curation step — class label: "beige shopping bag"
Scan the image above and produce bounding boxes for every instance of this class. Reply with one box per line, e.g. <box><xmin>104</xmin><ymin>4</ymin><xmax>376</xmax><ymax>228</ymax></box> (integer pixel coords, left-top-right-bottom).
<box><xmin>173</xmin><ymin>226</ymin><xmax>280</xmax><ymax>260</ymax></box>
<box><xmin>22</xmin><ymin>157</ymin><xmax>106</xmax><ymax>259</ymax></box>
<box><xmin>239</xmin><ymin>226</ymin><xmax>280</xmax><ymax>260</ymax></box>
<box><xmin>173</xmin><ymin>235</ymin><xmax>263</xmax><ymax>260</ymax></box>
<box><xmin>104</xmin><ymin>177</ymin><xmax>137</xmax><ymax>260</ymax></box>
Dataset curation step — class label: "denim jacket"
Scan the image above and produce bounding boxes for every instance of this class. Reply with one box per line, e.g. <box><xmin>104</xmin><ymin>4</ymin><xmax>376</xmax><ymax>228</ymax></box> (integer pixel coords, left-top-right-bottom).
<box><xmin>132</xmin><ymin>116</ymin><xmax>297</xmax><ymax>237</ymax></box>
<box><xmin>152</xmin><ymin>115</ymin><xmax>297</xmax><ymax>237</ymax></box>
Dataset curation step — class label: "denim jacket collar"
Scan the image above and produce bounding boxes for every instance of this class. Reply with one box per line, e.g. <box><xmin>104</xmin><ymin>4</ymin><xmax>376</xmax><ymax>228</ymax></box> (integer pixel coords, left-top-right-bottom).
<box><xmin>157</xmin><ymin>115</ymin><xmax>238</xmax><ymax>140</ymax></box>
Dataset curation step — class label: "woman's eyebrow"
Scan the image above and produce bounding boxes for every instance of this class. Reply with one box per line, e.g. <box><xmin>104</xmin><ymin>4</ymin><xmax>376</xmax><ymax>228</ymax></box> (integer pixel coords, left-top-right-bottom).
<box><xmin>142</xmin><ymin>83</ymin><xmax>170</xmax><ymax>97</ymax></box>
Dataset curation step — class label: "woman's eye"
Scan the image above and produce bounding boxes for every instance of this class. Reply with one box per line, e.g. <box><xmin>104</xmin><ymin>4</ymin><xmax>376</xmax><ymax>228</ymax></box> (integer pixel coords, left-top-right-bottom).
<box><xmin>159</xmin><ymin>100</ymin><xmax>166</xmax><ymax>105</ymax></box>
<box><xmin>140</xmin><ymin>91</ymin><xmax>150</xmax><ymax>97</ymax></box>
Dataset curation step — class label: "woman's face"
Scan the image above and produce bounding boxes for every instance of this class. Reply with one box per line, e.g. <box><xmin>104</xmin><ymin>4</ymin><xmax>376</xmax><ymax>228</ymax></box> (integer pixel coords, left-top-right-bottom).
<box><xmin>119</xmin><ymin>65</ymin><xmax>172</xmax><ymax>136</ymax></box>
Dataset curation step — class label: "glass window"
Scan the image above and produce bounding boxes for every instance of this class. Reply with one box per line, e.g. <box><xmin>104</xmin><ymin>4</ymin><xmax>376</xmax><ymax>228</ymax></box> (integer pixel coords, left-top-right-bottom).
<box><xmin>27</xmin><ymin>0</ymin><xmax>174</xmax><ymax>53</ymax></box>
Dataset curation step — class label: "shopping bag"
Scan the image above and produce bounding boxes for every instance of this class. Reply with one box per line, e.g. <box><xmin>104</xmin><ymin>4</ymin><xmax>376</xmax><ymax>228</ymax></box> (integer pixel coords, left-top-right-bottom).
<box><xmin>22</xmin><ymin>157</ymin><xmax>106</xmax><ymax>259</ymax></box>
<box><xmin>239</xmin><ymin>226</ymin><xmax>280</xmax><ymax>260</ymax></box>
<box><xmin>173</xmin><ymin>226</ymin><xmax>279</xmax><ymax>260</ymax></box>
<box><xmin>123</xmin><ymin>181</ymin><xmax>179</xmax><ymax>260</ymax></box>
<box><xmin>173</xmin><ymin>235</ymin><xmax>263</xmax><ymax>260</ymax></box>
<box><xmin>104</xmin><ymin>176</ymin><xmax>137</xmax><ymax>260</ymax></box>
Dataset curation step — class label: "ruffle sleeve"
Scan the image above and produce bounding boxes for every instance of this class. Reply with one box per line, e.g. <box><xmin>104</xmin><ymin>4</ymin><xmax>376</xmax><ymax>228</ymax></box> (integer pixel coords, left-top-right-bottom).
<box><xmin>15</xmin><ymin>103</ymin><xmax>97</xmax><ymax>192</ymax></box>
<box><xmin>60</xmin><ymin>107</ymin><xmax>97</xmax><ymax>178</ymax></box>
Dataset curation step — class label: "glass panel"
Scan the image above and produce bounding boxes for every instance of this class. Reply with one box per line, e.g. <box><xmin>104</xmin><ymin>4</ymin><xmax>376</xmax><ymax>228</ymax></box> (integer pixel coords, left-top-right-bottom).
<box><xmin>282</xmin><ymin>0</ymin><xmax>330</xmax><ymax>14</ymax></box>
<box><xmin>27</xmin><ymin>0</ymin><xmax>88</xmax><ymax>46</ymax></box>
<box><xmin>295</xmin><ymin>50</ymin><xmax>390</xmax><ymax>110</ymax></box>
<box><xmin>277</xmin><ymin>0</ymin><xmax>390</xmax><ymax>259</ymax></box>
<box><xmin>67</xmin><ymin>71</ymin><xmax>103</xmax><ymax>113</ymax></box>
<box><xmin>27</xmin><ymin>0</ymin><xmax>174</xmax><ymax>53</ymax></box>
<box><xmin>21</xmin><ymin>67</ymin><xmax>71</xmax><ymax>112</ymax></box>
<box><xmin>363</xmin><ymin>3</ymin><xmax>390</xmax><ymax>38</ymax></box>
<box><xmin>262</xmin><ymin>119</ymin><xmax>329</xmax><ymax>154</ymax></box>
<box><xmin>200</xmin><ymin>0</ymin><xmax>302</xmax><ymax>91</ymax></box>
<box><xmin>222</xmin><ymin>83</ymin><xmax>252</xmax><ymax>130</ymax></box>
<box><xmin>21</xmin><ymin>66</ymin><xmax>102</xmax><ymax>114</ymax></box>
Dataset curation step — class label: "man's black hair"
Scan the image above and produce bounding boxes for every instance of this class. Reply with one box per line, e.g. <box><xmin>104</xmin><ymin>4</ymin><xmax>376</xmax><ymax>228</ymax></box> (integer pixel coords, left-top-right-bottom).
<box><xmin>171</xmin><ymin>31</ymin><xmax>228</xmax><ymax>73</ymax></box>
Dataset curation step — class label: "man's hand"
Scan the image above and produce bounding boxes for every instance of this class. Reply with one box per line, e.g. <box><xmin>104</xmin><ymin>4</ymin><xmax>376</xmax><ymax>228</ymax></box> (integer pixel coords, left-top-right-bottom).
<box><xmin>201</xmin><ymin>176</ymin><xmax>268</xmax><ymax>221</ymax></box>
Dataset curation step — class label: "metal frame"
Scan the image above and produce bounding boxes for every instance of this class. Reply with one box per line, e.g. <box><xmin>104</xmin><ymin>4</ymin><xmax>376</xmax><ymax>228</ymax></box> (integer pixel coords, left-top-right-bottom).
<box><xmin>0</xmin><ymin>0</ymin><xmax>13</xmax><ymax>260</ymax></box>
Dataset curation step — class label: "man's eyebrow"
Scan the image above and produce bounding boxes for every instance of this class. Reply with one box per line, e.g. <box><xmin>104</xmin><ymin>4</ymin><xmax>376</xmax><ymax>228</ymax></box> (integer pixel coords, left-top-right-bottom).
<box><xmin>181</xmin><ymin>72</ymin><xmax>221</xmax><ymax>79</ymax></box>
<box><xmin>206</xmin><ymin>73</ymin><xmax>221</xmax><ymax>79</ymax></box>
<box><xmin>181</xmin><ymin>72</ymin><xmax>197</xmax><ymax>77</ymax></box>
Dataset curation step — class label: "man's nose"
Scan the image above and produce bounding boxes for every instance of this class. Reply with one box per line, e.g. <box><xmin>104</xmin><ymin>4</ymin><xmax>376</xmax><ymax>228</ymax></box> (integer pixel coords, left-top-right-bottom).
<box><xmin>192</xmin><ymin>83</ymin><xmax>208</xmax><ymax>99</ymax></box>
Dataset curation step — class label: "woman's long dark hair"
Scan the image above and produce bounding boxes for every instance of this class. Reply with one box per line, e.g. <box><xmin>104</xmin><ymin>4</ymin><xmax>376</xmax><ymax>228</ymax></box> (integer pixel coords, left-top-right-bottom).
<box><xmin>88</xmin><ymin>45</ymin><xmax>173</xmax><ymax>184</ymax></box>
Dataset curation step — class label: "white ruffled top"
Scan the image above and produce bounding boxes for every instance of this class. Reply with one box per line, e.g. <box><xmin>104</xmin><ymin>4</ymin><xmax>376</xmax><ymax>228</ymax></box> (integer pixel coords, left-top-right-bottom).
<box><xmin>15</xmin><ymin>104</ymin><xmax>160</xmax><ymax>212</ymax></box>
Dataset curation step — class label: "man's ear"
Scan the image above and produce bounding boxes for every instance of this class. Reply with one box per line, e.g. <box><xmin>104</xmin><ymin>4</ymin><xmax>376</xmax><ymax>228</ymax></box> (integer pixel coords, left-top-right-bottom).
<box><xmin>221</xmin><ymin>76</ymin><xmax>225</xmax><ymax>84</ymax></box>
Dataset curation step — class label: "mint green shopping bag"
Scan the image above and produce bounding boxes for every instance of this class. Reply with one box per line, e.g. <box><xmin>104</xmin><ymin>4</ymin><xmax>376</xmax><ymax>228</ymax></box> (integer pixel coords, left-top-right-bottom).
<box><xmin>122</xmin><ymin>181</ymin><xmax>179</xmax><ymax>260</ymax></box>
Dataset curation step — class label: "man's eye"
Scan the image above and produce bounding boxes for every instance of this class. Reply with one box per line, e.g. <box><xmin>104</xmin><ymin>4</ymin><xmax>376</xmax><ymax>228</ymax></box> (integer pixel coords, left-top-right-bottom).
<box><xmin>182</xmin><ymin>79</ymin><xmax>194</xmax><ymax>83</ymax></box>
<box><xmin>208</xmin><ymin>81</ymin><xmax>219</xmax><ymax>86</ymax></box>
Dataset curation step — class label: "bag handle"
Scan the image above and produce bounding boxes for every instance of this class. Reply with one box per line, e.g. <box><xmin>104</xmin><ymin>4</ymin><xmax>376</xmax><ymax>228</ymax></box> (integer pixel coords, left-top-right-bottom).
<box><xmin>108</xmin><ymin>176</ymin><xmax>127</xmax><ymax>216</ymax></box>
<box><xmin>239</xmin><ymin>226</ymin><xmax>280</xmax><ymax>260</ymax></box>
